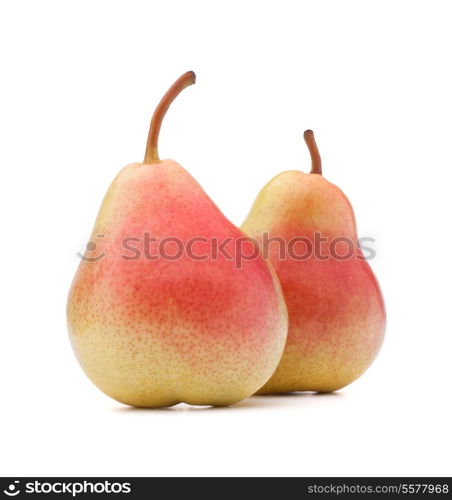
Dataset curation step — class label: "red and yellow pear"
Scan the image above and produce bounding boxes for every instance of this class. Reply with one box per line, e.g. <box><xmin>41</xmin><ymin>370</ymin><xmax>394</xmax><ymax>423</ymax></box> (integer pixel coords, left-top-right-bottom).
<box><xmin>242</xmin><ymin>130</ymin><xmax>385</xmax><ymax>393</ymax></box>
<box><xmin>67</xmin><ymin>72</ymin><xmax>288</xmax><ymax>407</ymax></box>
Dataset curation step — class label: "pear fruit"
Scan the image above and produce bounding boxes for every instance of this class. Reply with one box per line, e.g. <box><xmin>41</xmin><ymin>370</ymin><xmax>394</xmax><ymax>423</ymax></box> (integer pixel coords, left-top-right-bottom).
<box><xmin>67</xmin><ymin>72</ymin><xmax>288</xmax><ymax>407</ymax></box>
<box><xmin>242</xmin><ymin>130</ymin><xmax>385</xmax><ymax>393</ymax></box>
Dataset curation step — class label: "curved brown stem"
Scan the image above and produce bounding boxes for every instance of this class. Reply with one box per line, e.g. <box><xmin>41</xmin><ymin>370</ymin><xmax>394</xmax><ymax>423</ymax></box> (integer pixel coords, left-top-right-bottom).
<box><xmin>144</xmin><ymin>71</ymin><xmax>196</xmax><ymax>163</ymax></box>
<box><xmin>303</xmin><ymin>129</ymin><xmax>322</xmax><ymax>175</ymax></box>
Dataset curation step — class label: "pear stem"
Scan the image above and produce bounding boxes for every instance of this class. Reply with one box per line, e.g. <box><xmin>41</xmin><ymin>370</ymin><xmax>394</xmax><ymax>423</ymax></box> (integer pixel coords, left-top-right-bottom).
<box><xmin>144</xmin><ymin>71</ymin><xmax>196</xmax><ymax>164</ymax></box>
<box><xmin>304</xmin><ymin>129</ymin><xmax>322</xmax><ymax>175</ymax></box>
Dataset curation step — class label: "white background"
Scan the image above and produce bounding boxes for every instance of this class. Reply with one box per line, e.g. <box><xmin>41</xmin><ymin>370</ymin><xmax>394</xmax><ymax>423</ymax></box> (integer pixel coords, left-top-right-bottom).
<box><xmin>1</xmin><ymin>0</ymin><xmax>451</xmax><ymax>477</ymax></box>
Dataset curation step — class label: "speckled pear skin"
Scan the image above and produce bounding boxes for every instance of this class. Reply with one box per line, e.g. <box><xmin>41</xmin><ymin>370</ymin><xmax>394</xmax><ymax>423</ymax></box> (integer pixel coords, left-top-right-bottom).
<box><xmin>242</xmin><ymin>170</ymin><xmax>385</xmax><ymax>393</ymax></box>
<box><xmin>67</xmin><ymin>160</ymin><xmax>288</xmax><ymax>407</ymax></box>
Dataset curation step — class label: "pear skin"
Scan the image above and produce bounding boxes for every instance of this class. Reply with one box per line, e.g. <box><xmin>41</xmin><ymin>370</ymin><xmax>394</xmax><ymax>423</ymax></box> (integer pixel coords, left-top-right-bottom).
<box><xmin>242</xmin><ymin>130</ymin><xmax>385</xmax><ymax>393</ymax></box>
<box><xmin>67</xmin><ymin>72</ymin><xmax>288</xmax><ymax>407</ymax></box>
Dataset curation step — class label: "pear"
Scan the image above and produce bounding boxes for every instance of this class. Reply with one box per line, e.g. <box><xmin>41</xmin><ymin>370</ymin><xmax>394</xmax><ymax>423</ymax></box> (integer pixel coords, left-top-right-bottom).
<box><xmin>242</xmin><ymin>130</ymin><xmax>385</xmax><ymax>393</ymax></box>
<box><xmin>67</xmin><ymin>72</ymin><xmax>288</xmax><ymax>407</ymax></box>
